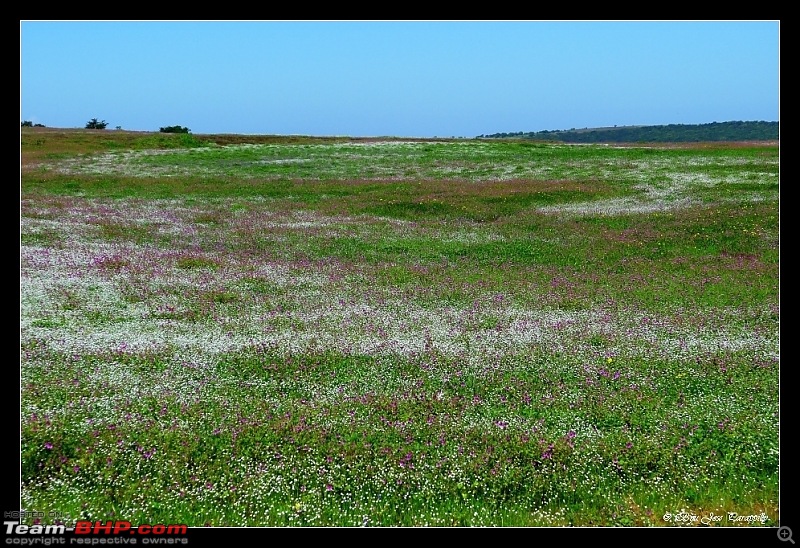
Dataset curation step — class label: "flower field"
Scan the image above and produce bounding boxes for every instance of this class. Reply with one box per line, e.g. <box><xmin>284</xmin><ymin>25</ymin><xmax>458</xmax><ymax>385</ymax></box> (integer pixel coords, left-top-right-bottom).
<box><xmin>20</xmin><ymin>130</ymin><xmax>779</xmax><ymax>526</ymax></box>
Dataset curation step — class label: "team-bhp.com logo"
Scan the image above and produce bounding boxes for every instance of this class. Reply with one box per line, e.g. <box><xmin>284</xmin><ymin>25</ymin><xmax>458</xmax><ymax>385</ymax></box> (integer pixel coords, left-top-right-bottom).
<box><xmin>5</xmin><ymin>520</ymin><xmax>188</xmax><ymax>544</ymax></box>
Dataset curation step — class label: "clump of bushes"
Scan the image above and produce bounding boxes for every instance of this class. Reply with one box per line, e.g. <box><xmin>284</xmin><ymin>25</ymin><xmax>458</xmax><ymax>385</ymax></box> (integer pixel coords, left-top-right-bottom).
<box><xmin>85</xmin><ymin>118</ymin><xmax>108</xmax><ymax>130</ymax></box>
<box><xmin>160</xmin><ymin>125</ymin><xmax>191</xmax><ymax>134</ymax></box>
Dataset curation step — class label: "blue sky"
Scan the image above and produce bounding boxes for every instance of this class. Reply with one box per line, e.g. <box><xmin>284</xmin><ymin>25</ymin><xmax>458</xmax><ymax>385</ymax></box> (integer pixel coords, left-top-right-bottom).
<box><xmin>20</xmin><ymin>20</ymin><xmax>779</xmax><ymax>138</ymax></box>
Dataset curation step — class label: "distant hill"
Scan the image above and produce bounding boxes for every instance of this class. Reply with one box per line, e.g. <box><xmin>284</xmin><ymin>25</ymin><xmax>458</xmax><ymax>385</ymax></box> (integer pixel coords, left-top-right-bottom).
<box><xmin>477</xmin><ymin>121</ymin><xmax>779</xmax><ymax>143</ymax></box>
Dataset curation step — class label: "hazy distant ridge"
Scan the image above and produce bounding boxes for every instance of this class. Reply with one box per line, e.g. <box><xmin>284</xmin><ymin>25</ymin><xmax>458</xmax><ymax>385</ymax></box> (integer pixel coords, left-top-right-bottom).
<box><xmin>478</xmin><ymin>121</ymin><xmax>779</xmax><ymax>143</ymax></box>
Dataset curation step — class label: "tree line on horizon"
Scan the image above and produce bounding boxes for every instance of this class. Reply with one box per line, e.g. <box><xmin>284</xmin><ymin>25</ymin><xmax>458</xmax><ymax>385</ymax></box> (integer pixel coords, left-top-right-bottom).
<box><xmin>23</xmin><ymin>119</ymin><xmax>778</xmax><ymax>143</ymax></box>
<box><xmin>477</xmin><ymin>121</ymin><xmax>779</xmax><ymax>143</ymax></box>
<box><xmin>21</xmin><ymin>119</ymin><xmax>191</xmax><ymax>134</ymax></box>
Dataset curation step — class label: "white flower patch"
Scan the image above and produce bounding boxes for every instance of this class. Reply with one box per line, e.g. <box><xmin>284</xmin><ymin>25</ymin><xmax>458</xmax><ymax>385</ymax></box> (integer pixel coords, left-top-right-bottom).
<box><xmin>21</xmin><ymin>197</ymin><xmax>777</xmax><ymax>394</ymax></box>
<box><xmin>537</xmin><ymin>154</ymin><xmax>778</xmax><ymax>216</ymax></box>
<box><xmin>21</xmin><ymin>263</ymin><xmax>778</xmax><ymax>371</ymax></box>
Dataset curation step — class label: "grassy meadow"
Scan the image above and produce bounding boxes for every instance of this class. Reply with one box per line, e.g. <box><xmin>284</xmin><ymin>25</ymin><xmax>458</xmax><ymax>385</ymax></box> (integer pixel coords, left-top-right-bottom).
<box><xmin>20</xmin><ymin>128</ymin><xmax>779</xmax><ymax>526</ymax></box>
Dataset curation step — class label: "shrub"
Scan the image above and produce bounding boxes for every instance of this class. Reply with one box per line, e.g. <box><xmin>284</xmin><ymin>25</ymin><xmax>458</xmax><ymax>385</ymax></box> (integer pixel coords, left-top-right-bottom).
<box><xmin>160</xmin><ymin>125</ymin><xmax>191</xmax><ymax>134</ymax></box>
<box><xmin>85</xmin><ymin>118</ymin><xmax>108</xmax><ymax>130</ymax></box>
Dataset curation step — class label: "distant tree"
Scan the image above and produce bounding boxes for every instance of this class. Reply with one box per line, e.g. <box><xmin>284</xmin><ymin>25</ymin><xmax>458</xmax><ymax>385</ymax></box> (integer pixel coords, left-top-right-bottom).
<box><xmin>159</xmin><ymin>125</ymin><xmax>191</xmax><ymax>134</ymax></box>
<box><xmin>21</xmin><ymin>121</ymin><xmax>33</xmax><ymax>127</ymax></box>
<box><xmin>34</xmin><ymin>123</ymin><xmax>45</xmax><ymax>127</ymax></box>
<box><xmin>85</xmin><ymin>118</ymin><xmax>108</xmax><ymax>130</ymax></box>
